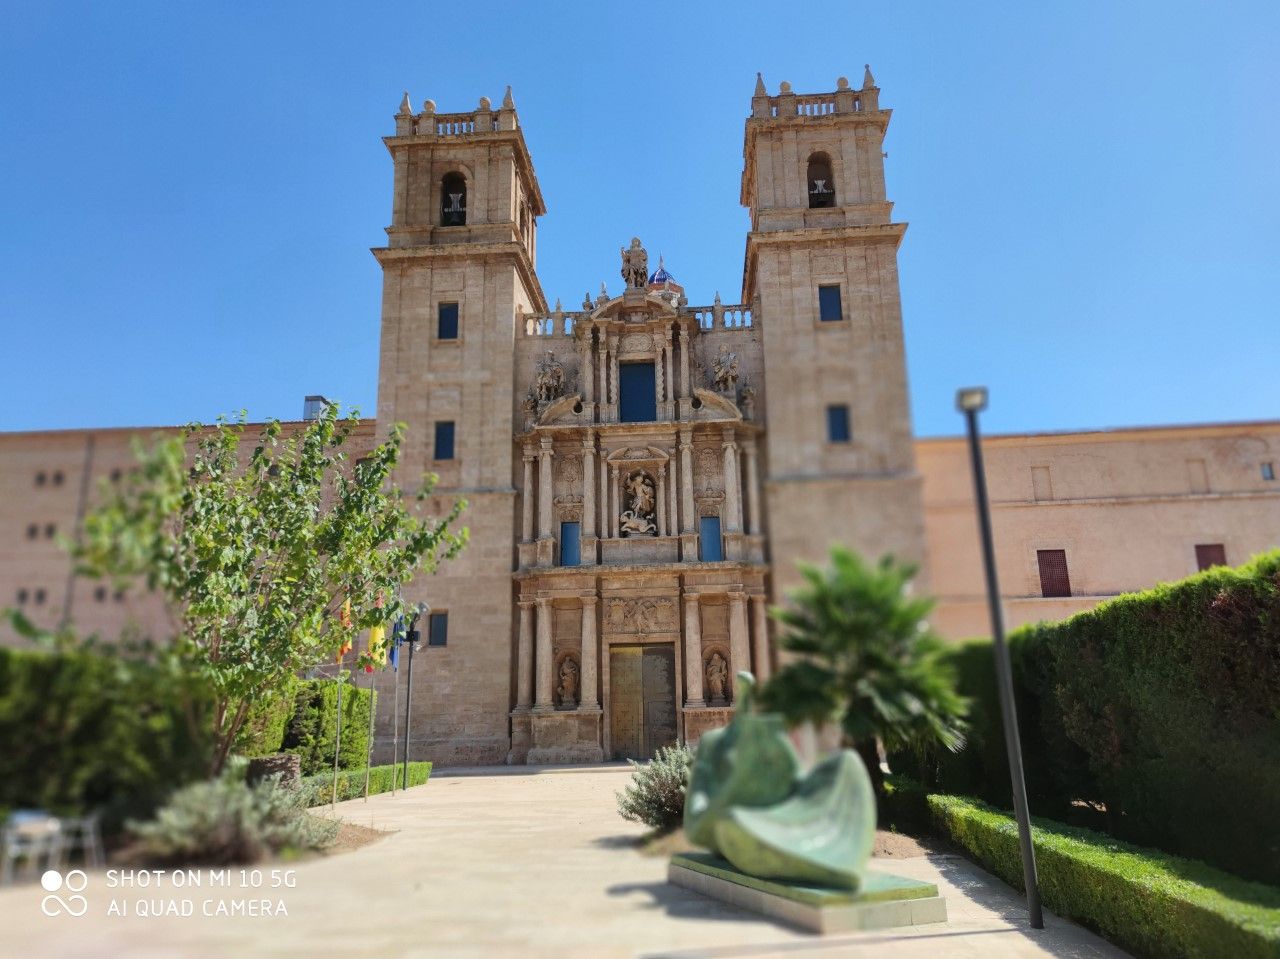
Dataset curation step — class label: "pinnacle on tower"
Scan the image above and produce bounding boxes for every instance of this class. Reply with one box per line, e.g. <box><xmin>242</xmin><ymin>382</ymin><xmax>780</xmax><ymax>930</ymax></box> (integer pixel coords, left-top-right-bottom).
<box><xmin>753</xmin><ymin>73</ymin><xmax>766</xmax><ymax>97</ymax></box>
<box><xmin>863</xmin><ymin>64</ymin><xmax>876</xmax><ymax>89</ymax></box>
<box><xmin>398</xmin><ymin>91</ymin><xmax>413</xmax><ymax>115</ymax></box>
<box><xmin>503</xmin><ymin>85</ymin><xmax>516</xmax><ymax>110</ymax></box>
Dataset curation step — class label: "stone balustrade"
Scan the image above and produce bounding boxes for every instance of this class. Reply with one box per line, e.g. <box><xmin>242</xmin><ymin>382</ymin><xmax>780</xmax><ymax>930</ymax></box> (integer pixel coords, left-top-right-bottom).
<box><xmin>521</xmin><ymin>303</ymin><xmax>754</xmax><ymax>337</ymax></box>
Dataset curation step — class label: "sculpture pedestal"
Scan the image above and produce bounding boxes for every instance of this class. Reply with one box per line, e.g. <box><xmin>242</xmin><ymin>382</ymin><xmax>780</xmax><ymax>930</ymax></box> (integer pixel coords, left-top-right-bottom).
<box><xmin>668</xmin><ymin>852</ymin><xmax>947</xmax><ymax>934</ymax></box>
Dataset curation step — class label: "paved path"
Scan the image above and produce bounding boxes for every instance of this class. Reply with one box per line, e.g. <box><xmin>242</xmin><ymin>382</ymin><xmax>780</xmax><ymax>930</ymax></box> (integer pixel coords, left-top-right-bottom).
<box><xmin>0</xmin><ymin>765</ymin><xmax>1124</xmax><ymax>958</ymax></box>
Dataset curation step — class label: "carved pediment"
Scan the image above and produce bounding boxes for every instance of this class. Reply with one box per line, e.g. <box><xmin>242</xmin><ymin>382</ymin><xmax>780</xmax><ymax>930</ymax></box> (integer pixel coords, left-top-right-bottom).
<box><xmin>690</xmin><ymin>388</ymin><xmax>743</xmax><ymax>422</ymax></box>
<box><xmin>536</xmin><ymin>393</ymin><xmax>584</xmax><ymax>426</ymax></box>
<box><xmin>605</xmin><ymin>445</ymin><xmax>670</xmax><ymax>466</ymax></box>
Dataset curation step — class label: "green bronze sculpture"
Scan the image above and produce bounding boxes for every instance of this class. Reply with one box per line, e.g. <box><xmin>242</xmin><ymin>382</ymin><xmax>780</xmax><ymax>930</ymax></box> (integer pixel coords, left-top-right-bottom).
<box><xmin>683</xmin><ymin>672</ymin><xmax>877</xmax><ymax>891</ymax></box>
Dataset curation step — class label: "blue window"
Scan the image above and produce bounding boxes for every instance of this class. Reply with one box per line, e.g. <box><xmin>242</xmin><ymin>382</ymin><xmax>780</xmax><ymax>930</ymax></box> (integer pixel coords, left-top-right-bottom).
<box><xmin>818</xmin><ymin>285</ymin><xmax>842</xmax><ymax>322</ymax></box>
<box><xmin>619</xmin><ymin>362</ymin><xmax>656</xmax><ymax>423</ymax></box>
<box><xmin>434</xmin><ymin>421</ymin><xmax>455</xmax><ymax>460</ymax></box>
<box><xmin>698</xmin><ymin>516</ymin><xmax>723</xmax><ymax>562</ymax></box>
<box><xmin>826</xmin><ymin>405</ymin><xmax>851</xmax><ymax>443</ymax></box>
<box><xmin>437</xmin><ymin>303</ymin><xmax>459</xmax><ymax>340</ymax></box>
<box><xmin>428</xmin><ymin>612</ymin><xmax>448</xmax><ymax>647</ymax></box>
<box><xmin>559</xmin><ymin>521</ymin><xmax>581</xmax><ymax>567</ymax></box>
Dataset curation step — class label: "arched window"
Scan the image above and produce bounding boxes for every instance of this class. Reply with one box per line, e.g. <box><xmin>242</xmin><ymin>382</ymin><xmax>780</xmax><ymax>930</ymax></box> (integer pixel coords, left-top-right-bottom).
<box><xmin>807</xmin><ymin>153</ymin><xmax>835</xmax><ymax>209</ymax></box>
<box><xmin>441</xmin><ymin>172</ymin><xmax>467</xmax><ymax>226</ymax></box>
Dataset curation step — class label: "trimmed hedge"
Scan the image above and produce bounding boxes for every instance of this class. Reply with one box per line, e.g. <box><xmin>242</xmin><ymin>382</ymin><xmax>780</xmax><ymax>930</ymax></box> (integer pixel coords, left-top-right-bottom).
<box><xmin>299</xmin><ymin>761</ymin><xmax>431</xmax><ymax>807</ymax></box>
<box><xmin>281</xmin><ymin>680</ymin><xmax>375</xmax><ymax>776</ymax></box>
<box><xmin>234</xmin><ymin>675</ymin><xmax>300</xmax><ymax>758</ymax></box>
<box><xmin>929</xmin><ymin>793</ymin><xmax>1280</xmax><ymax>959</ymax></box>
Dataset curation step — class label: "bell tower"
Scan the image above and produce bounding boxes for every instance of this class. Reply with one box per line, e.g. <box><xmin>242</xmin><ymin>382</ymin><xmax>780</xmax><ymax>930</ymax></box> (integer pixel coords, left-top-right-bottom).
<box><xmin>741</xmin><ymin>70</ymin><xmax>927</xmax><ymax>594</ymax></box>
<box><xmin>371</xmin><ymin>87</ymin><xmax>547</xmax><ymax>766</ymax></box>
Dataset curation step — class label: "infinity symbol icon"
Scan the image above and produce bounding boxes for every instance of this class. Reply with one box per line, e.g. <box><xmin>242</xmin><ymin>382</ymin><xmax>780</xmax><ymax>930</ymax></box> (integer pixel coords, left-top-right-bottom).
<box><xmin>40</xmin><ymin>870</ymin><xmax>88</xmax><ymax>917</ymax></box>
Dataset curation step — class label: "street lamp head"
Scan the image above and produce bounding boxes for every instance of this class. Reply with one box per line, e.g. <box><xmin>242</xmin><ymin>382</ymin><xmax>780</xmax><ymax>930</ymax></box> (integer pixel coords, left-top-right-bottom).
<box><xmin>956</xmin><ymin>386</ymin><xmax>989</xmax><ymax>413</ymax></box>
<box><xmin>415</xmin><ymin>601</ymin><xmax>430</xmax><ymax>617</ymax></box>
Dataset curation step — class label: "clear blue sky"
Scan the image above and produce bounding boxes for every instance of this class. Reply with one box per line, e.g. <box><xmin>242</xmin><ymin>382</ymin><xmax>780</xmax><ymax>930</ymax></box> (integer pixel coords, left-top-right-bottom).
<box><xmin>3</xmin><ymin>2</ymin><xmax>1277</xmax><ymax>436</ymax></box>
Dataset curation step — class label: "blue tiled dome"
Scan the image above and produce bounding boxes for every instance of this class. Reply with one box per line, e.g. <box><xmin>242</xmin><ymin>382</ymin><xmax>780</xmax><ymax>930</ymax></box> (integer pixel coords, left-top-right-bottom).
<box><xmin>648</xmin><ymin>256</ymin><xmax>675</xmax><ymax>286</ymax></box>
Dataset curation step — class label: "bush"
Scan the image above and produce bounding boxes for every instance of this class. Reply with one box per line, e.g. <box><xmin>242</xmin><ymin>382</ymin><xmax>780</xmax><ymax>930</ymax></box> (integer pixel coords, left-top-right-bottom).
<box><xmin>234</xmin><ymin>676</ymin><xmax>300</xmax><ymax>758</ymax></box>
<box><xmin>127</xmin><ymin>758</ymin><xmax>338</xmax><ymax>865</ymax></box>
<box><xmin>929</xmin><ymin>793</ymin><xmax>1280</xmax><ymax>959</ymax></box>
<box><xmin>616</xmin><ymin>743</ymin><xmax>694</xmax><ymax>831</ymax></box>
<box><xmin>879</xmin><ymin>774</ymin><xmax>930</xmax><ymax>836</ymax></box>
<box><xmin>0</xmin><ymin>643</ymin><xmax>211</xmax><ymax>830</ymax></box>
<box><xmin>298</xmin><ymin>762</ymin><xmax>432</xmax><ymax>807</ymax></box>
<box><xmin>281</xmin><ymin>679</ymin><xmax>375</xmax><ymax>775</ymax></box>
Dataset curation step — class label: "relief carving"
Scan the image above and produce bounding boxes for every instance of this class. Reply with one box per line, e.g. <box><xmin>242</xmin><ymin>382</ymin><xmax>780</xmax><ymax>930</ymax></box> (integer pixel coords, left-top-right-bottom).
<box><xmin>712</xmin><ymin>347</ymin><xmax>739</xmax><ymax>394</ymax></box>
<box><xmin>533</xmin><ymin>350</ymin><xmax>567</xmax><ymax>405</ymax></box>
<box><xmin>695</xmin><ymin>449</ymin><xmax>721</xmax><ymax>493</ymax></box>
<box><xmin>619</xmin><ymin>469</ymin><xmax>657</xmax><ymax>537</ymax></box>
<box><xmin>620</xmin><ymin>331</ymin><xmax>653</xmax><ymax>355</ymax></box>
<box><xmin>604</xmin><ymin>597</ymin><xmax>677</xmax><ymax>634</ymax></box>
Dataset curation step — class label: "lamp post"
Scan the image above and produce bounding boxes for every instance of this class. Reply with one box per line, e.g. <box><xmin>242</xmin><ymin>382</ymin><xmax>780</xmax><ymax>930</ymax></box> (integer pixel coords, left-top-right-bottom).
<box><xmin>956</xmin><ymin>386</ymin><xmax>1043</xmax><ymax>930</ymax></box>
<box><xmin>400</xmin><ymin>602</ymin><xmax>428</xmax><ymax>791</ymax></box>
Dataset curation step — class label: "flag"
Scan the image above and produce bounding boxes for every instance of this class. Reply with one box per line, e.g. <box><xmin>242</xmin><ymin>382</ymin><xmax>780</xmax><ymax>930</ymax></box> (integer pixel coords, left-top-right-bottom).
<box><xmin>367</xmin><ymin>622</ymin><xmax>388</xmax><ymax>671</ymax></box>
<box><xmin>388</xmin><ymin>615</ymin><xmax>405</xmax><ymax>672</ymax></box>
<box><xmin>336</xmin><ymin>598</ymin><xmax>353</xmax><ymax>662</ymax></box>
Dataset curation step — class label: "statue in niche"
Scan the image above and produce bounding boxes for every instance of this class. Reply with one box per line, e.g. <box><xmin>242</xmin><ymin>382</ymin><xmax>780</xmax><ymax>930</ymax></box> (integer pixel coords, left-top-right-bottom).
<box><xmin>706</xmin><ymin>652</ymin><xmax>729</xmax><ymax>705</ymax></box>
<box><xmin>534</xmin><ymin>350</ymin><xmax>566</xmax><ymax>405</ymax></box>
<box><xmin>739</xmin><ymin>383</ymin><xmax>756</xmax><ymax>420</ymax></box>
<box><xmin>619</xmin><ymin>470</ymin><xmax>657</xmax><ymax>537</ymax></box>
<box><xmin>620</xmin><ymin>237</ymin><xmax>649</xmax><ymax>289</ymax></box>
<box><xmin>712</xmin><ymin>348</ymin><xmax>740</xmax><ymax>394</ymax></box>
<box><xmin>556</xmin><ymin>655</ymin><xmax>580</xmax><ymax>709</ymax></box>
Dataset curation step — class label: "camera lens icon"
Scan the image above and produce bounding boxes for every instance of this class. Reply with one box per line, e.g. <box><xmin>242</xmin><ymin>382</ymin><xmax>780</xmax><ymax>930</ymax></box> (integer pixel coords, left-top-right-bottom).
<box><xmin>40</xmin><ymin>870</ymin><xmax>88</xmax><ymax>917</ymax></box>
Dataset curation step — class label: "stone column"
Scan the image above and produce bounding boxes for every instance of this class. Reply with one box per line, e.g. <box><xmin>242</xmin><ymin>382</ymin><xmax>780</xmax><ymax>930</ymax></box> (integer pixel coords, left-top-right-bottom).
<box><xmin>579</xmin><ymin>597</ymin><xmax>598</xmax><ymax>708</ymax></box>
<box><xmin>599</xmin><ymin>458</ymin><xmax>608</xmax><ymax>538</ymax></box>
<box><xmin>538</xmin><ymin>437</ymin><xmax>554</xmax><ymax>539</ymax></box>
<box><xmin>683</xmin><ymin>594</ymin><xmax>704</xmax><ymax>706</ymax></box>
<box><xmin>609</xmin><ymin>464</ymin><xmax>620</xmax><ymax>538</ymax></box>
<box><xmin>581</xmin><ymin>434</ymin><xmax>596</xmax><ymax>543</ymax></box>
<box><xmin>655</xmin><ymin>345</ymin><xmax>665</xmax><ymax>411</ymax></box>
<box><xmin>667</xmin><ymin>458</ymin><xmax>678</xmax><ymax>537</ymax></box>
<box><xmin>678</xmin><ymin>327</ymin><xmax>691</xmax><ymax>398</ymax></box>
<box><xmin>516</xmin><ymin>600</ymin><xmax>534</xmax><ymax>708</ymax></box>
<box><xmin>722</xmin><ymin>430</ymin><xmax>741</xmax><ymax>533</ymax></box>
<box><xmin>664</xmin><ymin>330</ymin><xmax>675</xmax><ymax>403</ymax></box>
<box><xmin>581</xmin><ymin>331</ymin><xmax>594</xmax><ymax>406</ymax></box>
<box><xmin>597</xmin><ymin>341</ymin><xmax>608</xmax><ymax>407</ymax></box>
<box><xmin>742</xmin><ymin>438</ymin><xmax>761</xmax><ymax>536</ymax></box>
<box><xmin>728</xmin><ymin>592</ymin><xmax>750</xmax><ymax>684</ymax></box>
<box><xmin>750</xmin><ymin>594</ymin><xmax>770</xmax><ymax>682</ymax></box>
<box><xmin>608</xmin><ymin>336</ymin><xmax>619</xmax><ymax>407</ymax></box>
<box><xmin>535</xmin><ymin>598</ymin><xmax>553</xmax><ymax>709</ymax></box>
<box><xmin>679</xmin><ymin>428</ymin><xmax>695</xmax><ymax>532</ymax></box>
<box><xmin>521</xmin><ymin>449</ymin><xmax>535</xmax><ymax>542</ymax></box>
<box><xmin>656</xmin><ymin>469</ymin><xmax>666</xmax><ymax>536</ymax></box>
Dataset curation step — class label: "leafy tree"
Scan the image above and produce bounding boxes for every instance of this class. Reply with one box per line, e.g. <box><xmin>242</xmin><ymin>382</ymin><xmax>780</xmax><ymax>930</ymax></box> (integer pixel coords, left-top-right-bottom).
<box><xmin>74</xmin><ymin>403</ymin><xmax>466</xmax><ymax>774</ymax></box>
<box><xmin>758</xmin><ymin>547</ymin><xmax>967</xmax><ymax>794</ymax></box>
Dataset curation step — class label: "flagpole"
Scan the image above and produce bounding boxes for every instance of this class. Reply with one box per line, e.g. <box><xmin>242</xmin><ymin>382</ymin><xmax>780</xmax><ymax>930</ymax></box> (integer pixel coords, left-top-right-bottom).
<box><xmin>390</xmin><ymin>628</ymin><xmax>400</xmax><ymax>798</ymax></box>
<box><xmin>363</xmin><ymin>666</ymin><xmax>375</xmax><ymax>801</ymax></box>
<box><xmin>331</xmin><ymin>657</ymin><xmax>343</xmax><ymax>809</ymax></box>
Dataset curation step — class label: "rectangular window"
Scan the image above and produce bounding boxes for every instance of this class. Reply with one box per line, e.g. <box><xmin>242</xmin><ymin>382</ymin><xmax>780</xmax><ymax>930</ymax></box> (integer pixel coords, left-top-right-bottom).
<box><xmin>437</xmin><ymin>303</ymin><xmax>459</xmax><ymax>340</ymax></box>
<box><xmin>619</xmin><ymin>361</ymin><xmax>656</xmax><ymax>423</ymax></box>
<box><xmin>826</xmin><ymin>404</ymin><xmax>851</xmax><ymax>443</ymax></box>
<box><xmin>1036</xmin><ymin>549</ymin><xmax>1071</xmax><ymax>598</ymax></box>
<box><xmin>433</xmin><ymin>421</ymin><xmax>455</xmax><ymax>461</ymax></box>
<box><xmin>1263</xmin><ymin>462</ymin><xmax>1276</xmax><ymax>481</ymax></box>
<box><xmin>1031</xmin><ymin>466</ymin><xmax>1053</xmax><ymax>501</ymax></box>
<box><xmin>818</xmin><ymin>285</ymin><xmax>843</xmax><ymax>322</ymax></box>
<box><xmin>427</xmin><ymin>611</ymin><xmax>448</xmax><ymax>647</ymax></box>
<box><xmin>1195</xmin><ymin>543</ymin><xmax>1227</xmax><ymax>571</ymax></box>
<box><xmin>559</xmin><ymin>521</ymin><xmax>581</xmax><ymax>567</ymax></box>
<box><xmin>698</xmin><ymin>516</ymin><xmax>723</xmax><ymax>562</ymax></box>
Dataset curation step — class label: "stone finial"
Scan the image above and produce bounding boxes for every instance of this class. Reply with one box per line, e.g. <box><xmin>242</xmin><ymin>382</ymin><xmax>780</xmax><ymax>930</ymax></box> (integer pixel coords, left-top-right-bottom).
<box><xmin>753</xmin><ymin>72</ymin><xmax>766</xmax><ymax>97</ymax></box>
<box><xmin>583</xmin><ymin>292</ymin><xmax>593</xmax><ymax>310</ymax></box>
<box><xmin>502</xmin><ymin>85</ymin><xmax>515</xmax><ymax>110</ymax></box>
<box><xmin>779</xmin><ymin>80</ymin><xmax>792</xmax><ymax>94</ymax></box>
<box><xmin>863</xmin><ymin>64</ymin><xmax>875</xmax><ymax>89</ymax></box>
<box><xmin>397</xmin><ymin>91</ymin><xmax>413</xmax><ymax>115</ymax></box>
<box><xmin>836</xmin><ymin>76</ymin><xmax>850</xmax><ymax>91</ymax></box>
<box><xmin>554</xmin><ymin>297</ymin><xmax>562</xmax><ymax>313</ymax></box>
<box><xmin>423</xmin><ymin>99</ymin><xmax>437</xmax><ymax>114</ymax></box>
<box><xmin>600</xmin><ymin>281</ymin><xmax>609</xmax><ymax>299</ymax></box>
<box><xmin>479</xmin><ymin>96</ymin><xmax>492</xmax><ymax>110</ymax></box>
<box><xmin>714</xmin><ymin>291</ymin><xmax>722</xmax><ymax>305</ymax></box>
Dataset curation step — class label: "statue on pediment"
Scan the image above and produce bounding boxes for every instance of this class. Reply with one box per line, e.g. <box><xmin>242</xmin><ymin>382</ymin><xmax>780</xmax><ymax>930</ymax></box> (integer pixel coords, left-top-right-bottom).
<box><xmin>712</xmin><ymin>348</ymin><xmax>740</xmax><ymax>394</ymax></box>
<box><xmin>534</xmin><ymin>350</ymin><xmax>566</xmax><ymax>404</ymax></box>
<box><xmin>620</xmin><ymin>237</ymin><xmax>649</xmax><ymax>289</ymax></box>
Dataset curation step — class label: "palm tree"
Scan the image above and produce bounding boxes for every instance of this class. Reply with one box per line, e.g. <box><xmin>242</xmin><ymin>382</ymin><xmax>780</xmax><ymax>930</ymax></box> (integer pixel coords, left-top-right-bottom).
<box><xmin>759</xmin><ymin>547</ymin><xmax>967</xmax><ymax>795</ymax></box>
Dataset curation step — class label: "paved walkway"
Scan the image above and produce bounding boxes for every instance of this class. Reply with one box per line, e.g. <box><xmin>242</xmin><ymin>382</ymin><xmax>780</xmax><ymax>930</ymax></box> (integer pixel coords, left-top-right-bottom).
<box><xmin>0</xmin><ymin>765</ymin><xmax>1124</xmax><ymax>958</ymax></box>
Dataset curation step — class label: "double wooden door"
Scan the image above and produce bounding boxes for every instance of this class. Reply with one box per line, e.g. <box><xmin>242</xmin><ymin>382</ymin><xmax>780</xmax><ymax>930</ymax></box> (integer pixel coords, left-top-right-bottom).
<box><xmin>609</xmin><ymin>644</ymin><xmax>677</xmax><ymax>760</ymax></box>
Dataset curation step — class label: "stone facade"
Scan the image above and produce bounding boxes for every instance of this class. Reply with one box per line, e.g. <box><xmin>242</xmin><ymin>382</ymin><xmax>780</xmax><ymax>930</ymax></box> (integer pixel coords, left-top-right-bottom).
<box><xmin>2</xmin><ymin>75</ymin><xmax>1278</xmax><ymax>766</ymax></box>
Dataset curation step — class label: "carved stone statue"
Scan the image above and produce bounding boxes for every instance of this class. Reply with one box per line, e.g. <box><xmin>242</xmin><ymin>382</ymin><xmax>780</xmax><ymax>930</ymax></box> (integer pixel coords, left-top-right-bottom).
<box><xmin>556</xmin><ymin>655</ymin><xmax>579</xmax><ymax>709</ymax></box>
<box><xmin>620</xmin><ymin>237</ymin><xmax>649</xmax><ymax>289</ymax></box>
<box><xmin>706</xmin><ymin>652</ymin><xmax>729</xmax><ymax>705</ymax></box>
<box><xmin>534</xmin><ymin>350</ymin><xmax>566</xmax><ymax>405</ymax></box>
<box><xmin>619</xmin><ymin>470</ymin><xmax>657</xmax><ymax>537</ymax></box>
<box><xmin>712</xmin><ymin>348</ymin><xmax>740</xmax><ymax>394</ymax></box>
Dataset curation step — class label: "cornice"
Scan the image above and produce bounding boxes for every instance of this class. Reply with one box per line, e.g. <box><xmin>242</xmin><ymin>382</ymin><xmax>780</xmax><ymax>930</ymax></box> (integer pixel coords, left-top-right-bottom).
<box><xmin>371</xmin><ymin>241</ymin><xmax>547</xmax><ymax>313</ymax></box>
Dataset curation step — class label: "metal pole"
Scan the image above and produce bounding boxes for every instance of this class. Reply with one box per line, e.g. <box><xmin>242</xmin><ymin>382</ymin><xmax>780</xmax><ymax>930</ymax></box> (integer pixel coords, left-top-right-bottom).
<box><xmin>363</xmin><ymin>667</ymin><xmax>376</xmax><ymax>801</ymax></box>
<box><xmin>390</xmin><ymin>653</ymin><xmax>399</xmax><ymax>797</ymax></box>
<box><xmin>401</xmin><ymin>623</ymin><xmax>416</xmax><ymax>791</ymax></box>
<box><xmin>963</xmin><ymin>404</ymin><xmax>1044</xmax><ymax>929</ymax></box>
<box><xmin>330</xmin><ymin>660</ymin><xmax>344</xmax><ymax>809</ymax></box>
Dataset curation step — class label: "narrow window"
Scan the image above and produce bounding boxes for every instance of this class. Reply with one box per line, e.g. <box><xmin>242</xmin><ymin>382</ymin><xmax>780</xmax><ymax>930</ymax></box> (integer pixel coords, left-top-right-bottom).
<box><xmin>818</xmin><ymin>285</ymin><xmax>842</xmax><ymax>322</ymax></box>
<box><xmin>16</xmin><ymin>589</ymin><xmax>27</xmax><ymax>605</ymax></box>
<box><xmin>34</xmin><ymin>588</ymin><xmax>46</xmax><ymax>605</ymax></box>
<box><xmin>1263</xmin><ymin>462</ymin><xmax>1276</xmax><ymax>481</ymax></box>
<box><xmin>434</xmin><ymin>421</ymin><xmax>455</xmax><ymax>461</ymax></box>
<box><xmin>26</xmin><ymin>524</ymin><xmax>38</xmax><ymax>540</ymax></box>
<box><xmin>1036</xmin><ymin>549</ymin><xmax>1071</xmax><ymax>598</ymax></box>
<box><xmin>44</xmin><ymin>523</ymin><xmax>55</xmax><ymax>539</ymax></box>
<box><xmin>35</xmin><ymin>472</ymin><xmax>46</xmax><ymax>487</ymax></box>
<box><xmin>807</xmin><ymin>153</ymin><xmax>836</xmax><ymax>208</ymax></box>
<box><xmin>826</xmin><ymin>405</ymin><xmax>851</xmax><ymax>443</ymax></box>
<box><xmin>94</xmin><ymin>586</ymin><xmax>106</xmax><ymax>602</ymax></box>
<box><xmin>437</xmin><ymin>302</ymin><xmax>459</xmax><ymax>340</ymax></box>
<box><xmin>1031</xmin><ymin>466</ymin><xmax>1053</xmax><ymax>501</ymax></box>
<box><xmin>110</xmin><ymin>468</ymin><xmax>123</xmax><ymax>483</ymax></box>
<box><xmin>428</xmin><ymin>611</ymin><xmax>449</xmax><ymax>647</ymax></box>
<box><xmin>1195</xmin><ymin>544</ymin><xmax>1227</xmax><ymax>571</ymax></box>
<box><xmin>559</xmin><ymin>521</ymin><xmax>581</xmax><ymax>567</ymax></box>
<box><xmin>698</xmin><ymin>516</ymin><xmax>723</xmax><ymax>562</ymax></box>
<box><xmin>52</xmin><ymin>471</ymin><xmax>64</xmax><ymax>486</ymax></box>
<box><xmin>441</xmin><ymin>173</ymin><xmax>467</xmax><ymax>226</ymax></box>
<box><xmin>619</xmin><ymin>362</ymin><xmax>657</xmax><ymax>423</ymax></box>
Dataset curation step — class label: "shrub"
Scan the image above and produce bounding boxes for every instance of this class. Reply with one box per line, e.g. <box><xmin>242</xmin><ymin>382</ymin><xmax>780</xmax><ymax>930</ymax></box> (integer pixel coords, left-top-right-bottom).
<box><xmin>298</xmin><ymin>761</ymin><xmax>432</xmax><ymax>807</ymax></box>
<box><xmin>234</xmin><ymin>676</ymin><xmax>299</xmax><ymax>758</ymax></box>
<box><xmin>929</xmin><ymin>793</ymin><xmax>1280</xmax><ymax>959</ymax></box>
<box><xmin>281</xmin><ymin>679</ymin><xmax>374</xmax><ymax>775</ymax></box>
<box><xmin>616</xmin><ymin>743</ymin><xmax>694</xmax><ymax>831</ymax></box>
<box><xmin>127</xmin><ymin>758</ymin><xmax>338</xmax><ymax>865</ymax></box>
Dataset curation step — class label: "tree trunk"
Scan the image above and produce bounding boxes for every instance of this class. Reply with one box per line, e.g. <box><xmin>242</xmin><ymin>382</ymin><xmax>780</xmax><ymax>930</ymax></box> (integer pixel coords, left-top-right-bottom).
<box><xmin>855</xmin><ymin>737</ymin><xmax>885</xmax><ymax>797</ymax></box>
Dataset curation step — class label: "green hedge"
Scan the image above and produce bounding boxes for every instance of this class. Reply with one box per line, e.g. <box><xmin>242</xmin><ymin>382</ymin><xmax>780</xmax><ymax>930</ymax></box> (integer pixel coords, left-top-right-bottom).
<box><xmin>0</xmin><ymin>645</ymin><xmax>211</xmax><ymax>828</ymax></box>
<box><xmin>899</xmin><ymin>551</ymin><xmax>1280</xmax><ymax>884</ymax></box>
<box><xmin>234</xmin><ymin>675</ymin><xmax>299</xmax><ymax>757</ymax></box>
<box><xmin>281</xmin><ymin>679</ymin><xmax>375</xmax><ymax>775</ymax></box>
<box><xmin>929</xmin><ymin>793</ymin><xmax>1280</xmax><ymax>959</ymax></box>
<box><xmin>299</xmin><ymin>761</ymin><xmax>431</xmax><ymax>807</ymax></box>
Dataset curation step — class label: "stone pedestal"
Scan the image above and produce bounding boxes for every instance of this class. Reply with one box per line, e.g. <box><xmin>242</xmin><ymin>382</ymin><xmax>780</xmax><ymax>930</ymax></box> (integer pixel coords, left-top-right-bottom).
<box><xmin>526</xmin><ymin>707</ymin><xmax>604</xmax><ymax>764</ymax></box>
<box><xmin>723</xmin><ymin>532</ymin><xmax>748</xmax><ymax>562</ymax></box>
<box><xmin>507</xmin><ymin>708</ymin><xmax>532</xmax><ymax>764</ymax></box>
<box><xmin>682</xmin><ymin>705</ymin><xmax>734</xmax><ymax>746</ymax></box>
<box><xmin>535</xmin><ymin>537</ymin><xmax>555</xmax><ymax>567</ymax></box>
<box><xmin>679</xmin><ymin>532</ymin><xmax>699</xmax><ymax>562</ymax></box>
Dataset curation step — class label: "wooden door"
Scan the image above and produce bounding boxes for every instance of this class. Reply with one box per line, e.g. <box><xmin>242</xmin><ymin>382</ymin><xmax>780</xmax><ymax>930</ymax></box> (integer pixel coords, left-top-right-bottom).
<box><xmin>609</xmin><ymin>644</ymin><xmax>677</xmax><ymax>760</ymax></box>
